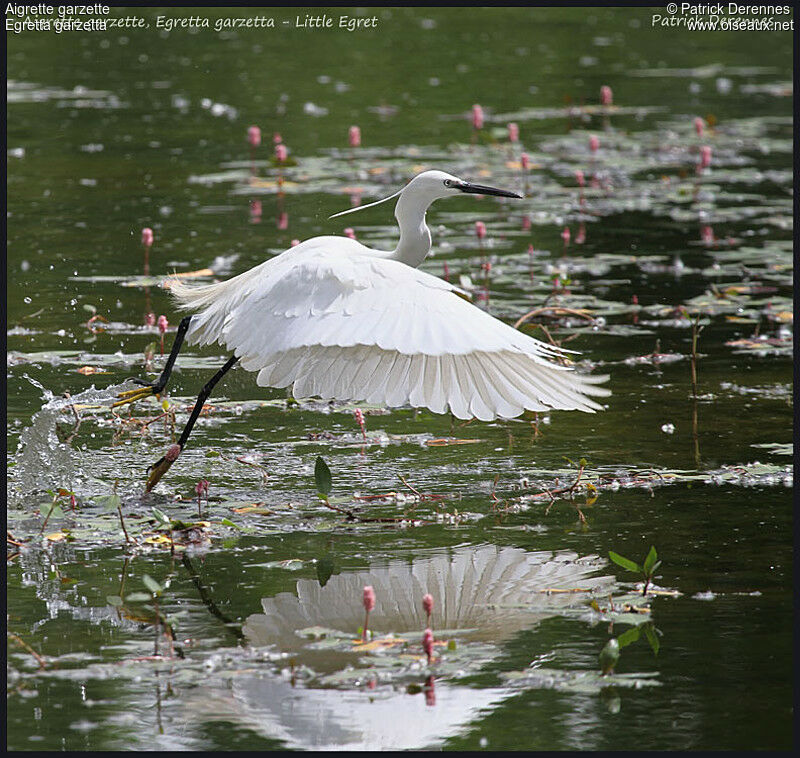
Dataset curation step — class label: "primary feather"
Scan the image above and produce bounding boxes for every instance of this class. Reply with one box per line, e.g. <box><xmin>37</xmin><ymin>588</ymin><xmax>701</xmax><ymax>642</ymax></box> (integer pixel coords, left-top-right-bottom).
<box><xmin>169</xmin><ymin>234</ymin><xmax>609</xmax><ymax>420</ymax></box>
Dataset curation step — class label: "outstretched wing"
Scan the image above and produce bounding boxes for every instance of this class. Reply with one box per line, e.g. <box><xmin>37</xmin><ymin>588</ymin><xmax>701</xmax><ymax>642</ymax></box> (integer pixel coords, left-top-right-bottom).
<box><xmin>170</xmin><ymin>241</ymin><xmax>609</xmax><ymax>420</ymax></box>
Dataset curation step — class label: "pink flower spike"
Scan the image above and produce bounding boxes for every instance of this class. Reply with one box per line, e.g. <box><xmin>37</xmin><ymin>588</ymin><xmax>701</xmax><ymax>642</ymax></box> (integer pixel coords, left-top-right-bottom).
<box><xmin>589</xmin><ymin>135</ymin><xmax>600</xmax><ymax>153</ymax></box>
<box><xmin>363</xmin><ymin>585</ymin><xmax>375</xmax><ymax>613</ymax></box>
<box><xmin>157</xmin><ymin>315</ymin><xmax>168</xmax><ymax>334</ymax></box>
<box><xmin>277</xmin><ymin>211</ymin><xmax>288</xmax><ymax>230</ymax></box>
<box><xmin>521</xmin><ymin>152</ymin><xmax>530</xmax><ymax>170</ymax></box>
<box><xmin>275</xmin><ymin>143</ymin><xmax>288</xmax><ymax>163</ymax></box>
<box><xmin>600</xmin><ymin>85</ymin><xmax>613</xmax><ymax>106</ymax></box>
<box><xmin>362</xmin><ymin>584</ymin><xmax>375</xmax><ymax>641</ymax></box>
<box><xmin>141</xmin><ymin>227</ymin><xmax>154</xmax><ymax>247</ymax></box>
<box><xmin>422</xmin><ymin>628</ymin><xmax>434</xmax><ymax>664</ymax></box>
<box><xmin>354</xmin><ymin>408</ymin><xmax>366</xmax><ymax>440</ymax></box>
<box><xmin>575</xmin><ymin>223</ymin><xmax>586</xmax><ymax>245</ymax></box>
<box><xmin>247</xmin><ymin>125</ymin><xmax>261</xmax><ymax>148</ymax></box>
<box><xmin>701</xmin><ymin>225</ymin><xmax>714</xmax><ymax>245</ymax></box>
<box><xmin>694</xmin><ymin>117</ymin><xmax>705</xmax><ymax>137</ymax></box>
<box><xmin>422</xmin><ymin>593</ymin><xmax>434</xmax><ymax>622</ymax></box>
<box><xmin>507</xmin><ymin>122</ymin><xmax>519</xmax><ymax>143</ymax></box>
<box><xmin>348</xmin><ymin>125</ymin><xmax>361</xmax><ymax>148</ymax></box>
<box><xmin>290</xmin><ymin>239</ymin><xmax>300</xmax><ymax>247</ymax></box>
<box><xmin>195</xmin><ymin>479</ymin><xmax>209</xmax><ymax>498</ymax></box>
<box><xmin>145</xmin><ymin>312</ymin><xmax>156</xmax><ymax>327</ymax></box>
<box><xmin>699</xmin><ymin>145</ymin><xmax>712</xmax><ymax>168</ymax></box>
<box><xmin>344</xmin><ymin>227</ymin><xmax>356</xmax><ymax>240</ymax></box>
<box><xmin>475</xmin><ymin>221</ymin><xmax>487</xmax><ymax>240</ymax></box>
<box><xmin>273</xmin><ymin>132</ymin><xmax>282</xmax><ymax>144</ymax></box>
<box><xmin>575</xmin><ymin>169</ymin><xmax>585</xmax><ymax>187</ymax></box>
<box><xmin>472</xmin><ymin>104</ymin><xmax>484</xmax><ymax>130</ymax></box>
<box><xmin>561</xmin><ymin>227</ymin><xmax>571</xmax><ymax>244</ymax></box>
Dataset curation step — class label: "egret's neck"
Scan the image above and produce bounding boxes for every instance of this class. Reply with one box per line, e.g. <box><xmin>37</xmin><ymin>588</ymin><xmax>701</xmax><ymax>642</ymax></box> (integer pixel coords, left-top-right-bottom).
<box><xmin>390</xmin><ymin>192</ymin><xmax>432</xmax><ymax>268</ymax></box>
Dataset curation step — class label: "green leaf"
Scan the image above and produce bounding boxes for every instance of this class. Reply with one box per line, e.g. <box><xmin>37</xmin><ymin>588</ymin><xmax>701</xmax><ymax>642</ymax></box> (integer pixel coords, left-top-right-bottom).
<box><xmin>96</xmin><ymin>493</ymin><xmax>122</xmax><ymax>512</ymax></box>
<box><xmin>106</xmin><ymin>595</ymin><xmax>123</xmax><ymax>607</ymax></box>
<box><xmin>40</xmin><ymin>502</ymin><xmax>64</xmax><ymax>520</ymax></box>
<box><xmin>124</xmin><ymin>592</ymin><xmax>152</xmax><ymax>603</ymax></box>
<box><xmin>314</xmin><ymin>456</ymin><xmax>332</xmax><ymax>496</ymax></box>
<box><xmin>151</xmin><ymin>507</ymin><xmax>171</xmax><ymax>526</ymax></box>
<box><xmin>617</xmin><ymin>626</ymin><xmax>641</xmax><ymax>649</ymax></box>
<box><xmin>220</xmin><ymin>518</ymin><xmax>241</xmax><ymax>530</ymax></box>
<box><xmin>316</xmin><ymin>554</ymin><xmax>335</xmax><ymax>588</ymax></box>
<box><xmin>643</xmin><ymin>546</ymin><xmax>658</xmax><ymax>574</ymax></box>
<box><xmin>142</xmin><ymin>574</ymin><xmax>162</xmax><ymax>596</ymax></box>
<box><xmin>643</xmin><ymin>624</ymin><xmax>660</xmax><ymax>656</ymax></box>
<box><xmin>650</xmin><ymin>560</ymin><xmax>662</xmax><ymax>576</ymax></box>
<box><xmin>608</xmin><ymin>551</ymin><xmax>641</xmax><ymax>574</ymax></box>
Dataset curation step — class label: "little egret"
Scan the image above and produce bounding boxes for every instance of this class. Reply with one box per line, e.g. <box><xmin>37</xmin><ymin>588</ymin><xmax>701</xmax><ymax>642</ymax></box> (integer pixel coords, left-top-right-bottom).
<box><xmin>115</xmin><ymin>169</ymin><xmax>609</xmax><ymax>490</ymax></box>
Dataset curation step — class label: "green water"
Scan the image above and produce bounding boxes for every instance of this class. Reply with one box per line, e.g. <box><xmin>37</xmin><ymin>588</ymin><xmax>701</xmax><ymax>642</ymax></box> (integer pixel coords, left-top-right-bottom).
<box><xmin>7</xmin><ymin>6</ymin><xmax>793</xmax><ymax>751</ymax></box>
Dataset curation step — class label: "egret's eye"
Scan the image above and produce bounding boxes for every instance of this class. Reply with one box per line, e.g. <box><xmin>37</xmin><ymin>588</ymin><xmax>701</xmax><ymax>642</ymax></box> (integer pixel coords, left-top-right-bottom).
<box><xmin>443</xmin><ymin>179</ymin><xmax>452</xmax><ymax>187</ymax></box>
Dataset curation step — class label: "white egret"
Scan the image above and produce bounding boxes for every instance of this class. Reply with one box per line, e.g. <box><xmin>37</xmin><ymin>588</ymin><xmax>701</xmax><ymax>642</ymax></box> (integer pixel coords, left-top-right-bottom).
<box><xmin>115</xmin><ymin>170</ymin><xmax>609</xmax><ymax>490</ymax></box>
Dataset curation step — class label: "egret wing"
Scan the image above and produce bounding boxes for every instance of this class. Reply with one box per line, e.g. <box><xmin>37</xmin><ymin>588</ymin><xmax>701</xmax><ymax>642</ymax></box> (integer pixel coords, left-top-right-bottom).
<box><xmin>170</xmin><ymin>243</ymin><xmax>609</xmax><ymax>420</ymax></box>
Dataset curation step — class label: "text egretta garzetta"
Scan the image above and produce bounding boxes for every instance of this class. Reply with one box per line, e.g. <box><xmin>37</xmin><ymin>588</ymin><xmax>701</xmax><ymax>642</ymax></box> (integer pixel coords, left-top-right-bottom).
<box><xmin>115</xmin><ymin>170</ymin><xmax>609</xmax><ymax>490</ymax></box>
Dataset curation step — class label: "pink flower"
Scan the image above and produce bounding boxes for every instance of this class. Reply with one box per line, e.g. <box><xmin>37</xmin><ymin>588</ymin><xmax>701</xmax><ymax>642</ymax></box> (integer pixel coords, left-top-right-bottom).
<box><xmin>600</xmin><ymin>85</ymin><xmax>613</xmax><ymax>106</ymax></box>
<box><xmin>521</xmin><ymin>152</ymin><xmax>530</xmax><ymax>170</ymax></box>
<box><xmin>250</xmin><ymin>199</ymin><xmax>262</xmax><ymax>224</ymax></box>
<box><xmin>277</xmin><ymin>211</ymin><xmax>288</xmax><ymax>230</ymax></box>
<box><xmin>145</xmin><ymin>312</ymin><xmax>156</xmax><ymax>327</ymax></box>
<box><xmin>575</xmin><ymin>169</ymin><xmax>585</xmax><ymax>187</ymax></box>
<box><xmin>247</xmin><ymin>125</ymin><xmax>261</xmax><ymax>148</ymax></box>
<box><xmin>273</xmin><ymin>132</ymin><xmax>282</xmax><ymax>144</ymax></box>
<box><xmin>701</xmin><ymin>225</ymin><xmax>714</xmax><ymax>245</ymax></box>
<box><xmin>699</xmin><ymin>145</ymin><xmax>712</xmax><ymax>168</ymax></box>
<box><xmin>354</xmin><ymin>408</ymin><xmax>366</xmax><ymax>439</ymax></box>
<box><xmin>275</xmin><ymin>143</ymin><xmax>288</xmax><ymax>163</ymax></box>
<box><xmin>157</xmin><ymin>315</ymin><xmax>168</xmax><ymax>334</ymax></box>
<box><xmin>507</xmin><ymin>122</ymin><xmax>519</xmax><ymax>143</ymax></box>
<box><xmin>344</xmin><ymin>227</ymin><xmax>356</xmax><ymax>240</ymax></box>
<box><xmin>195</xmin><ymin>479</ymin><xmax>209</xmax><ymax>497</ymax></box>
<box><xmin>290</xmin><ymin>239</ymin><xmax>300</xmax><ymax>247</ymax></box>
<box><xmin>475</xmin><ymin>221</ymin><xmax>487</xmax><ymax>240</ymax></box>
<box><xmin>422</xmin><ymin>593</ymin><xmax>433</xmax><ymax>621</ymax></box>
<box><xmin>561</xmin><ymin>227</ymin><xmax>571</xmax><ymax>244</ymax></box>
<box><xmin>348</xmin><ymin>125</ymin><xmax>361</xmax><ymax>147</ymax></box>
<box><xmin>589</xmin><ymin>135</ymin><xmax>600</xmax><ymax>153</ymax></box>
<box><xmin>363</xmin><ymin>585</ymin><xmax>375</xmax><ymax>613</ymax></box>
<box><xmin>422</xmin><ymin>628</ymin><xmax>434</xmax><ymax>664</ymax></box>
<box><xmin>694</xmin><ymin>117</ymin><xmax>705</xmax><ymax>137</ymax></box>
<box><xmin>472</xmin><ymin>104</ymin><xmax>484</xmax><ymax>130</ymax></box>
<box><xmin>575</xmin><ymin>223</ymin><xmax>586</xmax><ymax>245</ymax></box>
<box><xmin>141</xmin><ymin>227</ymin><xmax>154</xmax><ymax>247</ymax></box>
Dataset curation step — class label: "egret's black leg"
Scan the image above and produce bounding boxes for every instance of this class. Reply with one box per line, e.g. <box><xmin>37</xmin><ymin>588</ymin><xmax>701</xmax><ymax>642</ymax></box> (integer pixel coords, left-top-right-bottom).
<box><xmin>113</xmin><ymin>315</ymin><xmax>193</xmax><ymax>408</ymax></box>
<box><xmin>145</xmin><ymin>354</ymin><xmax>239</xmax><ymax>492</ymax></box>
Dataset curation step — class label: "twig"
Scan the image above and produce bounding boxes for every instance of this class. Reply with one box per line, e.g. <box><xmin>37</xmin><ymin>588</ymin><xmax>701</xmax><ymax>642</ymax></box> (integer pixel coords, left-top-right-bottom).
<box><xmin>513</xmin><ymin>306</ymin><xmax>596</xmax><ymax>330</ymax></box>
<box><xmin>8</xmin><ymin>633</ymin><xmax>47</xmax><ymax>669</ymax></box>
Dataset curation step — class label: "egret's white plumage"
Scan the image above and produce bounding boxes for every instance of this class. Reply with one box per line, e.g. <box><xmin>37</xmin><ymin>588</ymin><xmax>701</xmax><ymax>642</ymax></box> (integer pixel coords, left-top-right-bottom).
<box><xmin>169</xmin><ymin>170</ymin><xmax>609</xmax><ymax>420</ymax></box>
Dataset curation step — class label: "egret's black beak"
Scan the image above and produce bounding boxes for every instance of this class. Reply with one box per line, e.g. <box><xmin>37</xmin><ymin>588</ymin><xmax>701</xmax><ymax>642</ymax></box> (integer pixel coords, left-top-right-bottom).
<box><xmin>458</xmin><ymin>181</ymin><xmax>523</xmax><ymax>199</ymax></box>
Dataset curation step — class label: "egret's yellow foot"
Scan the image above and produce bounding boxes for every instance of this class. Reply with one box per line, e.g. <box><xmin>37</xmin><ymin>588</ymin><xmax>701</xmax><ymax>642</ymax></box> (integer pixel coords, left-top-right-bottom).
<box><xmin>112</xmin><ymin>385</ymin><xmax>159</xmax><ymax>409</ymax></box>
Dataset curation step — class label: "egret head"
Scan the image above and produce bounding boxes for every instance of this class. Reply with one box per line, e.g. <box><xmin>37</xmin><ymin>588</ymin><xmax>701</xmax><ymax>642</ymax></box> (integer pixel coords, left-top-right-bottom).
<box><xmin>329</xmin><ymin>169</ymin><xmax>522</xmax><ymax>220</ymax></box>
<box><xmin>404</xmin><ymin>170</ymin><xmax>523</xmax><ymax>203</ymax></box>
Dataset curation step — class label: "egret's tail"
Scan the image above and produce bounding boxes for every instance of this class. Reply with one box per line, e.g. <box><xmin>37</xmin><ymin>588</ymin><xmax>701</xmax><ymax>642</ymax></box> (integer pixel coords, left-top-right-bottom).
<box><xmin>167</xmin><ymin>271</ymin><xmax>257</xmax><ymax>347</ymax></box>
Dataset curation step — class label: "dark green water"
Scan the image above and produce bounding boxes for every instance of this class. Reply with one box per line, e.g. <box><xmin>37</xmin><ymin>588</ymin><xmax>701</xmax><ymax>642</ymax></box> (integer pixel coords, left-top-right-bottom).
<box><xmin>7</xmin><ymin>6</ymin><xmax>793</xmax><ymax>750</ymax></box>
